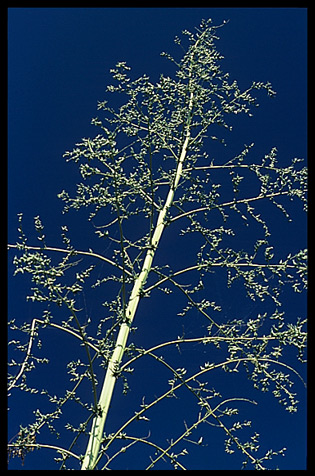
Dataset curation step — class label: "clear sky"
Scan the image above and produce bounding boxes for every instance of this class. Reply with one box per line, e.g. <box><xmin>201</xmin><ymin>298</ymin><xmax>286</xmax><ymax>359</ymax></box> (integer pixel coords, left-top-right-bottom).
<box><xmin>8</xmin><ymin>8</ymin><xmax>307</xmax><ymax>470</ymax></box>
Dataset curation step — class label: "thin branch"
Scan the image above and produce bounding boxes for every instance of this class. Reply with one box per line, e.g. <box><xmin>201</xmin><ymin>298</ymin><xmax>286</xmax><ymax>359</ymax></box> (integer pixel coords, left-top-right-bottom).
<box><xmin>170</xmin><ymin>191</ymin><xmax>291</xmax><ymax>223</ymax></box>
<box><xmin>101</xmin><ymin>353</ymin><xmax>305</xmax><ymax>461</ymax></box>
<box><xmin>143</xmin><ymin>258</ymin><xmax>297</xmax><ymax>296</ymax></box>
<box><xmin>101</xmin><ymin>433</ymin><xmax>187</xmax><ymax>470</ymax></box>
<box><xmin>120</xmin><ymin>334</ymin><xmax>280</xmax><ymax>373</ymax></box>
<box><xmin>8</xmin><ymin>318</ymin><xmax>38</xmax><ymax>392</ymax></box>
<box><xmin>7</xmin><ymin>244</ymin><xmax>133</xmax><ymax>277</ymax></box>
<box><xmin>111</xmin><ymin>151</ymin><xmax>128</xmax><ymax>316</ymax></box>
<box><xmin>7</xmin><ymin>443</ymin><xmax>81</xmax><ymax>461</ymax></box>
<box><xmin>57</xmin><ymin>292</ymin><xmax>99</xmax><ymax>411</ymax></box>
<box><xmin>184</xmin><ymin>163</ymin><xmax>287</xmax><ymax>173</ymax></box>
<box><xmin>146</xmin><ymin>396</ymin><xmax>259</xmax><ymax>470</ymax></box>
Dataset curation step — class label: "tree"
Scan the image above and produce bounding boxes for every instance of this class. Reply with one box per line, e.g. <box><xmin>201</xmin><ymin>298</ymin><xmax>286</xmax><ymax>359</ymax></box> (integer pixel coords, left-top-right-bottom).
<box><xmin>8</xmin><ymin>18</ymin><xmax>307</xmax><ymax>470</ymax></box>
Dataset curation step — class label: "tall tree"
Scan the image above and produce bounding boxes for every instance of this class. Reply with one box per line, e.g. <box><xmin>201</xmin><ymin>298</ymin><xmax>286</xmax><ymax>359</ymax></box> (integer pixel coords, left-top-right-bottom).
<box><xmin>8</xmin><ymin>19</ymin><xmax>307</xmax><ymax>470</ymax></box>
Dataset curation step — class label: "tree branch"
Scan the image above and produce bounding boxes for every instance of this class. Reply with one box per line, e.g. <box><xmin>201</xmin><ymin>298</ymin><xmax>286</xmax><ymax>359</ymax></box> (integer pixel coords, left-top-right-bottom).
<box><xmin>7</xmin><ymin>244</ymin><xmax>133</xmax><ymax>277</ymax></box>
<box><xmin>170</xmin><ymin>191</ymin><xmax>291</xmax><ymax>223</ymax></box>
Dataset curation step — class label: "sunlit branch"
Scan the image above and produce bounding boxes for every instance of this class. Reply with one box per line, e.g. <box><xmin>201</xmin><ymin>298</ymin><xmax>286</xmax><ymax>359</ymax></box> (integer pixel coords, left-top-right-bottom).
<box><xmin>98</xmin><ymin>352</ymin><xmax>302</xmax><ymax>468</ymax></box>
<box><xmin>57</xmin><ymin>292</ymin><xmax>99</xmax><ymax>410</ymax></box>
<box><xmin>143</xmin><ymin>258</ymin><xmax>297</xmax><ymax>296</ymax></box>
<box><xmin>8</xmin><ymin>318</ymin><xmax>38</xmax><ymax>393</ymax></box>
<box><xmin>170</xmin><ymin>191</ymin><xmax>291</xmax><ymax>223</ymax></box>
<box><xmin>7</xmin><ymin>244</ymin><xmax>133</xmax><ymax>277</ymax></box>
<box><xmin>120</xmin><ymin>334</ymin><xmax>281</xmax><ymax>373</ymax></box>
<box><xmin>111</xmin><ymin>150</ymin><xmax>128</xmax><ymax>316</ymax></box>
<box><xmin>189</xmin><ymin>85</ymin><xmax>258</xmax><ymax>147</ymax></box>
<box><xmin>101</xmin><ymin>433</ymin><xmax>186</xmax><ymax>470</ymax></box>
<box><xmin>185</xmin><ymin>163</ymin><xmax>287</xmax><ymax>172</ymax></box>
<box><xmin>7</xmin><ymin>443</ymin><xmax>81</xmax><ymax>461</ymax></box>
<box><xmin>146</xmin><ymin>396</ymin><xmax>259</xmax><ymax>470</ymax></box>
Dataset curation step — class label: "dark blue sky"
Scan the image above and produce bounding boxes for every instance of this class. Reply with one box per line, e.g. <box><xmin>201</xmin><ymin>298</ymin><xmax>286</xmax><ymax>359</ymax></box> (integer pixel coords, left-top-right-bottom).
<box><xmin>8</xmin><ymin>8</ymin><xmax>307</xmax><ymax>470</ymax></box>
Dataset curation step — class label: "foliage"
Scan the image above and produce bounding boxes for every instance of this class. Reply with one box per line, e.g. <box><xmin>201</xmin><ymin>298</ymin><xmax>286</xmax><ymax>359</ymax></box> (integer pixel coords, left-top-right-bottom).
<box><xmin>8</xmin><ymin>18</ymin><xmax>307</xmax><ymax>470</ymax></box>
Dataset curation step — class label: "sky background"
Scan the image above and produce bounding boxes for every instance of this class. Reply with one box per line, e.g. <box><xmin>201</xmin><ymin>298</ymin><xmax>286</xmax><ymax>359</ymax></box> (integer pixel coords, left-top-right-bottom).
<box><xmin>8</xmin><ymin>8</ymin><xmax>307</xmax><ymax>470</ymax></box>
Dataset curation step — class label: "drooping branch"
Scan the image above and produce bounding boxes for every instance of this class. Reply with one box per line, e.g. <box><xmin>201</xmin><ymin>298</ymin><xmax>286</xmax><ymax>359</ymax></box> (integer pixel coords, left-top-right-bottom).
<box><xmin>170</xmin><ymin>190</ymin><xmax>292</xmax><ymax>223</ymax></box>
<box><xmin>94</xmin><ymin>351</ymin><xmax>304</xmax><ymax>469</ymax></box>
<box><xmin>7</xmin><ymin>244</ymin><xmax>133</xmax><ymax>277</ymax></box>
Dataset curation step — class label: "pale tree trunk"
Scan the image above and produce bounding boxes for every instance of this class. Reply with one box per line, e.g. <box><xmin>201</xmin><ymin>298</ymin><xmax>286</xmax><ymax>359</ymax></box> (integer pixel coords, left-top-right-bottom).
<box><xmin>81</xmin><ymin>92</ymin><xmax>194</xmax><ymax>470</ymax></box>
